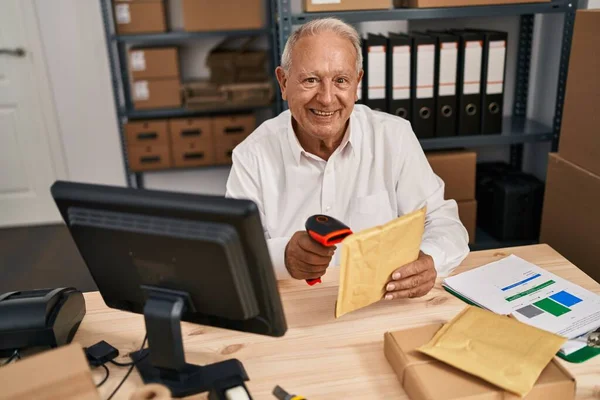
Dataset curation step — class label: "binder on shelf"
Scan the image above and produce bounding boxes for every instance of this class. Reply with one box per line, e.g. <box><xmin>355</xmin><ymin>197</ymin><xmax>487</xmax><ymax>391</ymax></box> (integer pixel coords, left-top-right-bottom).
<box><xmin>363</xmin><ymin>34</ymin><xmax>388</xmax><ymax>112</ymax></box>
<box><xmin>479</xmin><ymin>30</ymin><xmax>508</xmax><ymax>135</ymax></box>
<box><xmin>427</xmin><ymin>31</ymin><xmax>459</xmax><ymax>137</ymax></box>
<box><xmin>410</xmin><ymin>32</ymin><xmax>436</xmax><ymax>138</ymax></box>
<box><xmin>452</xmin><ymin>30</ymin><xmax>484</xmax><ymax>136</ymax></box>
<box><xmin>387</xmin><ymin>33</ymin><xmax>412</xmax><ymax>120</ymax></box>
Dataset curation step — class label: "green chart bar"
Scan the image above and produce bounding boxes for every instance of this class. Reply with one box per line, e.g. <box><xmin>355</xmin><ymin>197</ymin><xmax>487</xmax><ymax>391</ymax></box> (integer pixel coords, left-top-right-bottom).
<box><xmin>505</xmin><ymin>280</ymin><xmax>555</xmax><ymax>302</ymax></box>
<box><xmin>534</xmin><ymin>298</ymin><xmax>571</xmax><ymax>317</ymax></box>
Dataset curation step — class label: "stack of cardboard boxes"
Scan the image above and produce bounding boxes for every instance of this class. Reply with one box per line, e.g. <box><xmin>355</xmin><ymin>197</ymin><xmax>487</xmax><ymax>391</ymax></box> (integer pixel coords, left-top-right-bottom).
<box><xmin>128</xmin><ymin>47</ymin><xmax>182</xmax><ymax>110</ymax></box>
<box><xmin>540</xmin><ymin>10</ymin><xmax>600</xmax><ymax>283</ymax></box>
<box><xmin>126</xmin><ymin>115</ymin><xmax>255</xmax><ymax>172</ymax></box>
<box><xmin>426</xmin><ymin>151</ymin><xmax>477</xmax><ymax>244</ymax></box>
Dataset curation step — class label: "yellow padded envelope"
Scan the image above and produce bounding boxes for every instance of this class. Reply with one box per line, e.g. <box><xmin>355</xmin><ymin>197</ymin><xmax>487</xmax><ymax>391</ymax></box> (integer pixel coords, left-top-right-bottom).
<box><xmin>335</xmin><ymin>207</ymin><xmax>426</xmax><ymax>318</ymax></box>
<box><xmin>417</xmin><ymin>306</ymin><xmax>567</xmax><ymax>397</ymax></box>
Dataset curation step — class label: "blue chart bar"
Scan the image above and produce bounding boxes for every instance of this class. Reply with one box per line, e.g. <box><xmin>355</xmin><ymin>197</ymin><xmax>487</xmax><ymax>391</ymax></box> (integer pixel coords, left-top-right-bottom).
<box><xmin>501</xmin><ymin>274</ymin><xmax>541</xmax><ymax>291</ymax></box>
<box><xmin>550</xmin><ymin>290</ymin><xmax>583</xmax><ymax>307</ymax></box>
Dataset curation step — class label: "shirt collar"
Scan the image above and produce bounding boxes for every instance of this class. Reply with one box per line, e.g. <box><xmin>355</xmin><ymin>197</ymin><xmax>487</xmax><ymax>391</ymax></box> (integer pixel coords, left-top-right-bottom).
<box><xmin>286</xmin><ymin>111</ymin><xmax>359</xmax><ymax>165</ymax></box>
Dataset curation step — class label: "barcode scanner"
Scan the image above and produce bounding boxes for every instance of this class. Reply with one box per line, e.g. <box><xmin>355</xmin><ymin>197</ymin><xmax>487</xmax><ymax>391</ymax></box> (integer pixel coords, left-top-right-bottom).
<box><xmin>304</xmin><ymin>215</ymin><xmax>353</xmax><ymax>286</ymax></box>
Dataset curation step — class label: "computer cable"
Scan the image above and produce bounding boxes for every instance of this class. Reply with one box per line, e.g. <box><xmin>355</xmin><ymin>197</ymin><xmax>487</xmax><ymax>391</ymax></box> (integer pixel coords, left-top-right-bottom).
<box><xmin>106</xmin><ymin>334</ymin><xmax>148</xmax><ymax>400</ymax></box>
<box><xmin>1</xmin><ymin>349</ymin><xmax>20</xmax><ymax>366</ymax></box>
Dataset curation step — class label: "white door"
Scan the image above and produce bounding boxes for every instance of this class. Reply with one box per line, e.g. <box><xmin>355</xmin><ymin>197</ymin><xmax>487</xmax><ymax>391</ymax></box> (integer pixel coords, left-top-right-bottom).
<box><xmin>0</xmin><ymin>0</ymin><xmax>66</xmax><ymax>227</ymax></box>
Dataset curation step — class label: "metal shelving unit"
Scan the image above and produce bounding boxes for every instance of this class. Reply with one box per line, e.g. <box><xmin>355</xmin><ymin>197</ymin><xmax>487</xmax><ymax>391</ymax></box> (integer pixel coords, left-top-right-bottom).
<box><xmin>272</xmin><ymin>0</ymin><xmax>578</xmax><ymax>167</ymax></box>
<box><xmin>100</xmin><ymin>0</ymin><xmax>278</xmax><ymax>187</ymax></box>
<box><xmin>271</xmin><ymin>0</ymin><xmax>578</xmax><ymax>250</ymax></box>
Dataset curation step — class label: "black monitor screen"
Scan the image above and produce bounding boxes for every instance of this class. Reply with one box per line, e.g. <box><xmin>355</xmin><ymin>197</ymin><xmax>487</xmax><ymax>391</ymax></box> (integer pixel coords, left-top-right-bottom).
<box><xmin>51</xmin><ymin>181</ymin><xmax>286</xmax><ymax>338</ymax></box>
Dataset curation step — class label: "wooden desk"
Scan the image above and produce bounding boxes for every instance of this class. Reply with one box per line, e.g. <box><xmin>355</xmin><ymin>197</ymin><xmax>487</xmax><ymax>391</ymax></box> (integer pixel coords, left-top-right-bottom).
<box><xmin>77</xmin><ymin>245</ymin><xmax>600</xmax><ymax>399</ymax></box>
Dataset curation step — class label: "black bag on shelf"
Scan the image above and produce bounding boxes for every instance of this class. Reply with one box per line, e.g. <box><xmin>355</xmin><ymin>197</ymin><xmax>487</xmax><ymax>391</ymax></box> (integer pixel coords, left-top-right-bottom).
<box><xmin>476</xmin><ymin>162</ymin><xmax>544</xmax><ymax>241</ymax></box>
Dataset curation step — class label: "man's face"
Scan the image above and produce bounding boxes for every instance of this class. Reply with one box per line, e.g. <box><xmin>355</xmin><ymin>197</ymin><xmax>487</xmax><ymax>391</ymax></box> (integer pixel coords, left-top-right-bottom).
<box><xmin>276</xmin><ymin>32</ymin><xmax>363</xmax><ymax>142</ymax></box>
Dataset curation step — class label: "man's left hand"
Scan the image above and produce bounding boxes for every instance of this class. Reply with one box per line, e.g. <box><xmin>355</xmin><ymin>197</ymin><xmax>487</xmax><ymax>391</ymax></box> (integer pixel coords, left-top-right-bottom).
<box><xmin>384</xmin><ymin>251</ymin><xmax>437</xmax><ymax>300</ymax></box>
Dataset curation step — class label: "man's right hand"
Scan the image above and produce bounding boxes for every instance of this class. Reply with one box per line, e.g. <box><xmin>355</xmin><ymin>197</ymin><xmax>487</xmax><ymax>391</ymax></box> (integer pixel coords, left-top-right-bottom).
<box><xmin>284</xmin><ymin>231</ymin><xmax>336</xmax><ymax>280</ymax></box>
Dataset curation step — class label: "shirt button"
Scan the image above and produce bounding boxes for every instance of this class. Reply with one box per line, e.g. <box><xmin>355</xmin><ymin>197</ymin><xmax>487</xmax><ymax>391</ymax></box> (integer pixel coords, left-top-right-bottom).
<box><xmin>325</xmin><ymin>206</ymin><xmax>331</xmax><ymax>212</ymax></box>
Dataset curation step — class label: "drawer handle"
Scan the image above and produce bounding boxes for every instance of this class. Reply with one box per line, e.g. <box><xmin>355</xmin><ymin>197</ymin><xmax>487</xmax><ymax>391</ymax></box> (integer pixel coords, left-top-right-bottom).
<box><xmin>140</xmin><ymin>156</ymin><xmax>160</xmax><ymax>164</ymax></box>
<box><xmin>137</xmin><ymin>132</ymin><xmax>158</xmax><ymax>140</ymax></box>
<box><xmin>182</xmin><ymin>129</ymin><xmax>201</xmax><ymax>137</ymax></box>
<box><xmin>224</xmin><ymin>126</ymin><xmax>244</xmax><ymax>134</ymax></box>
<box><xmin>184</xmin><ymin>152</ymin><xmax>204</xmax><ymax>160</ymax></box>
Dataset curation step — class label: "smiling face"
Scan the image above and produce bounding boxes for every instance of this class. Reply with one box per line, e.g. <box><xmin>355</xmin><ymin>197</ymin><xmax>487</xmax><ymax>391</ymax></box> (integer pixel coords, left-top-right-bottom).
<box><xmin>276</xmin><ymin>32</ymin><xmax>363</xmax><ymax>148</ymax></box>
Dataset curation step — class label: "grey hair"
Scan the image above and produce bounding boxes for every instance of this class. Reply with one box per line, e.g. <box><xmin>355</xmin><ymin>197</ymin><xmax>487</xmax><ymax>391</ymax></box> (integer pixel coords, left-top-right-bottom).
<box><xmin>280</xmin><ymin>18</ymin><xmax>363</xmax><ymax>74</ymax></box>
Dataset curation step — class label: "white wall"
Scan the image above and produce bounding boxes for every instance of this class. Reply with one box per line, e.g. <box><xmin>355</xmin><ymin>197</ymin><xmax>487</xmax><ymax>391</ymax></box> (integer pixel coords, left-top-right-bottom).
<box><xmin>35</xmin><ymin>0</ymin><xmax>126</xmax><ymax>186</ymax></box>
<box><xmin>35</xmin><ymin>0</ymin><xmax>596</xmax><ymax>193</ymax></box>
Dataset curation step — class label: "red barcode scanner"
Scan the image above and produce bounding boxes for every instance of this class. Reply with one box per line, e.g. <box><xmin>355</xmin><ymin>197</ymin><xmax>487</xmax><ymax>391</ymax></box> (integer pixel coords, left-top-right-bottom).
<box><xmin>304</xmin><ymin>214</ymin><xmax>353</xmax><ymax>286</ymax></box>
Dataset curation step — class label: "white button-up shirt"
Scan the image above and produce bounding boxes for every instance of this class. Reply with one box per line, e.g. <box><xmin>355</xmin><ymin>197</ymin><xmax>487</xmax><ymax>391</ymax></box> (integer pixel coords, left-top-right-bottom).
<box><xmin>226</xmin><ymin>105</ymin><xmax>469</xmax><ymax>279</ymax></box>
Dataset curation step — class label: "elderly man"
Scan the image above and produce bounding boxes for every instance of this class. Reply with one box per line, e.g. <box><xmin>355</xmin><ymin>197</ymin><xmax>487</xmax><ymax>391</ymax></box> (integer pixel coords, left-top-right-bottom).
<box><xmin>226</xmin><ymin>18</ymin><xmax>469</xmax><ymax>299</ymax></box>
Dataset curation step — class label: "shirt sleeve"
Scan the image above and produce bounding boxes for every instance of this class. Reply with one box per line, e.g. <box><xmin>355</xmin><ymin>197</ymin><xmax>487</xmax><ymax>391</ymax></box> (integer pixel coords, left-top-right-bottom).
<box><xmin>225</xmin><ymin>150</ymin><xmax>292</xmax><ymax>280</ymax></box>
<box><xmin>395</xmin><ymin>124</ymin><xmax>470</xmax><ymax>277</ymax></box>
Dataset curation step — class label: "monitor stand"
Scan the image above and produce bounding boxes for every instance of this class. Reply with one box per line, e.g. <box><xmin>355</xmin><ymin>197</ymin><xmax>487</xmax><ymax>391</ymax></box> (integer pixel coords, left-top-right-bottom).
<box><xmin>129</xmin><ymin>286</ymin><xmax>251</xmax><ymax>399</ymax></box>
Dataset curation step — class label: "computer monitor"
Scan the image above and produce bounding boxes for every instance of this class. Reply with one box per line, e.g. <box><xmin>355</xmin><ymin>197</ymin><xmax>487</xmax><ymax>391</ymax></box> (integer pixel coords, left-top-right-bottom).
<box><xmin>51</xmin><ymin>181</ymin><xmax>287</xmax><ymax>398</ymax></box>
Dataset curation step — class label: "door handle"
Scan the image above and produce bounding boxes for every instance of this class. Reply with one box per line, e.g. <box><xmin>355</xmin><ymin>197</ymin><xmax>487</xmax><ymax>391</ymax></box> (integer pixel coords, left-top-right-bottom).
<box><xmin>0</xmin><ymin>48</ymin><xmax>26</xmax><ymax>57</ymax></box>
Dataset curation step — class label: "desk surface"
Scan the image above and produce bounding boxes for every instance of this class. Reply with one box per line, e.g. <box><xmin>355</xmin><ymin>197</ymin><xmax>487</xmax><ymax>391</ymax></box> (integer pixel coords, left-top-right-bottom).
<box><xmin>78</xmin><ymin>244</ymin><xmax>600</xmax><ymax>399</ymax></box>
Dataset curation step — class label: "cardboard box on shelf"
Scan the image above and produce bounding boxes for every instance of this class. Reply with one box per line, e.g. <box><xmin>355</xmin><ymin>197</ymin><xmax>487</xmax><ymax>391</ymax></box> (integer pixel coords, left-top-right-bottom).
<box><xmin>172</xmin><ymin>142</ymin><xmax>216</xmax><ymax>168</ymax></box>
<box><xmin>173</xmin><ymin>0</ymin><xmax>264</xmax><ymax>32</ymax></box>
<box><xmin>206</xmin><ymin>37</ymin><xmax>268</xmax><ymax>84</ymax></box>
<box><xmin>304</xmin><ymin>0</ymin><xmax>391</xmax><ymax>12</ymax></box>
<box><xmin>540</xmin><ymin>153</ymin><xmax>600</xmax><ymax>284</ymax></box>
<box><xmin>558</xmin><ymin>10</ymin><xmax>600</xmax><ymax>177</ymax></box>
<box><xmin>182</xmin><ymin>81</ymin><xmax>274</xmax><ymax>110</ymax></box>
<box><xmin>457</xmin><ymin>199</ymin><xmax>477</xmax><ymax>244</ymax></box>
<box><xmin>384</xmin><ymin>323</ymin><xmax>576</xmax><ymax>400</ymax></box>
<box><xmin>113</xmin><ymin>1</ymin><xmax>166</xmax><ymax>34</ymax></box>
<box><xmin>213</xmin><ymin>114</ymin><xmax>256</xmax><ymax>165</ymax></box>
<box><xmin>128</xmin><ymin>48</ymin><xmax>179</xmax><ymax>80</ymax></box>
<box><xmin>169</xmin><ymin>118</ymin><xmax>213</xmax><ymax>148</ymax></box>
<box><xmin>125</xmin><ymin>120</ymin><xmax>169</xmax><ymax>146</ymax></box>
<box><xmin>132</xmin><ymin>79</ymin><xmax>181</xmax><ymax>109</ymax></box>
<box><xmin>393</xmin><ymin>0</ymin><xmax>548</xmax><ymax>8</ymax></box>
<box><xmin>128</xmin><ymin>143</ymin><xmax>172</xmax><ymax>171</ymax></box>
<box><xmin>426</xmin><ymin>150</ymin><xmax>476</xmax><ymax>201</ymax></box>
<box><xmin>221</xmin><ymin>82</ymin><xmax>275</xmax><ymax>106</ymax></box>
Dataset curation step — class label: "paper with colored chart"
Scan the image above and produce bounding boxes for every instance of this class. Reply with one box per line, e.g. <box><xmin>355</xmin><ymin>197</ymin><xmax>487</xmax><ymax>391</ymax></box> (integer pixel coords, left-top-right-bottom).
<box><xmin>443</xmin><ymin>255</ymin><xmax>600</xmax><ymax>354</ymax></box>
<box><xmin>335</xmin><ymin>207</ymin><xmax>425</xmax><ymax>318</ymax></box>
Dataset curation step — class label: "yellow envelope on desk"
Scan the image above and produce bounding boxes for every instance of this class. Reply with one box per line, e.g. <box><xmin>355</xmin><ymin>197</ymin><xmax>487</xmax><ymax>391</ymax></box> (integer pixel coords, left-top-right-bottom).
<box><xmin>335</xmin><ymin>207</ymin><xmax>426</xmax><ymax>318</ymax></box>
<box><xmin>417</xmin><ymin>306</ymin><xmax>567</xmax><ymax>397</ymax></box>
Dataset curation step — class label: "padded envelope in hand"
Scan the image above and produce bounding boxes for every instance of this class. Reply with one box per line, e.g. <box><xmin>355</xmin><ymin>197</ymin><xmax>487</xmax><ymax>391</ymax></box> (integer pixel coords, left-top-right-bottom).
<box><xmin>336</xmin><ymin>207</ymin><xmax>426</xmax><ymax>318</ymax></box>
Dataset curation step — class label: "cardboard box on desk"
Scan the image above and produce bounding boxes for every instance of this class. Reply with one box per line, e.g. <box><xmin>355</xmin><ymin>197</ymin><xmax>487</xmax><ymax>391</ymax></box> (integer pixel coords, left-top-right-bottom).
<box><xmin>128</xmin><ymin>48</ymin><xmax>179</xmax><ymax>80</ymax></box>
<box><xmin>169</xmin><ymin>0</ymin><xmax>264</xmax><ymax>32</ymax></box>
<box><xmin>132</xmin><ymin>79</ymin><xmax>181</xmax><ymax>109</ymax></box>
<box><xmin>393</xmin><ymin>0</ymin><xmax>548</xmax><ymax>7</ymax></box>
<box><xmin>213</xmin><ymin>114</ymin><xmax>256</xmax><ymax>165</ymax></box>
<box><xmin>457</xmin><ymin>199</ymin><xmax>476</xmax><ymax>244</ymax></box>
<box><xmin>541</xmin><ymin>153</ymin><xmax>600</xmax><ymax>284</ymax></box>
<box><xmin>384</xmin><ymin>323</ymin><xmax>576</xmax><ymax>400</ymax></box>
<box><xmin>0</xmin><ymin>343</ymin><xmax>100</xmax><ymax>400</ymax></box>
<box><xmin>558</xmin><ymin>10</ymin><xmax>600</xmax><ymax>177</ymax></box>
<box><xmin>304</xmin><ymin>0</ymin><xmax>391</xmax><ymax>12</ymax></box>
<box><xmin>113</xmin><ymin>0</ymin><xmax>166</xmax><ymax>34</ymax></box>
<box><xmin>426</xmin><ymin>150</ymin><xmax>476</xmax><ymax>201</ymax></box>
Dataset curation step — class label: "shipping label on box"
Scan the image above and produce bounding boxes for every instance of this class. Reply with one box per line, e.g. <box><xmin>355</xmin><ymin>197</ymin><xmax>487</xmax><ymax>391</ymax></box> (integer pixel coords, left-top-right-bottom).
<box><xmin>115</xmin><ymin>4</ymin><xmax>131</xmax><ymax>24</ymax></box>
<box><xmin>130</xmin><ymin>51</ymin><xmax>146</xmax><ymax>71</ymax></box>
<box><xmin>133</xmin><ymin>81</ymin><xmax>150</xmax><ymax>100</ymax></box>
